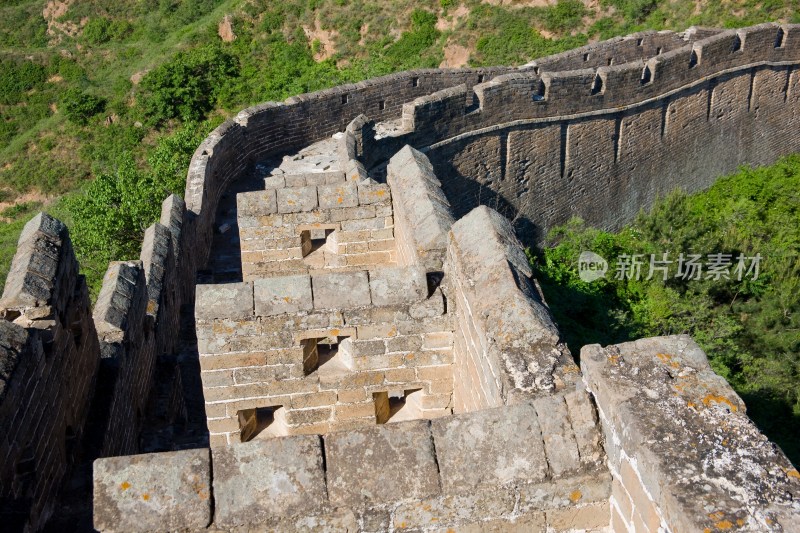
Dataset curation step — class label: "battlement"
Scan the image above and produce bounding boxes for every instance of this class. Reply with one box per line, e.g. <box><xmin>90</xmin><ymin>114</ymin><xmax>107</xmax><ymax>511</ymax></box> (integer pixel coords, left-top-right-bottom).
<box><xmin>367</xmin><ymin>24</ymin><xmax>800</xmax><ymax>157</ymax></box>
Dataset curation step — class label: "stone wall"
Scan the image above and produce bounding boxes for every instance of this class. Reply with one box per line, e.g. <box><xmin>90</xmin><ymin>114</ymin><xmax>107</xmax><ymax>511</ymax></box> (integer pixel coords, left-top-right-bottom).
<box><xmin>0</xmin><ymin>195</ymin><xmax>192</xmax><ymax>529</ymax></box>
<box><xmin>386</xmin><ymin>146</ymin><xmax>455</xmax><ymax>272</ymax></box>
<box><xmin>195</xmin><ymin>266</ymin><xmax>454</xmax><ymax>447</ymax></box>
<box><xmin>0</xmin><ymin>215</ymin><xmax>99</xmax><ymax>530</ymax></box>
<box><xmin>356</xmin><ymin>23</ymin><xmax>800</xmax><ymax>242</ymax></box>
<box><xmin>445</xmin><ymin>206</ymin><xmax>577</xmax><ymax>413</ymax></box>
<box><xmin>185</xmin><ymin>67</ymin><xmax>514</xmax><ymax>273</ymax></box>
<box><xmin>237</xmin><ymin>170</ymin><xmax>394</xmax><ymax>278</ymax></box>
<box><xmin>93</xmin><ymin>395</ymin><xmax>609</xmax><ymax>533</ymax></box>
<box><xmin>581</xmin><ymin>335</ymin><xmax>800</xmax><ymax>532</ymax></box>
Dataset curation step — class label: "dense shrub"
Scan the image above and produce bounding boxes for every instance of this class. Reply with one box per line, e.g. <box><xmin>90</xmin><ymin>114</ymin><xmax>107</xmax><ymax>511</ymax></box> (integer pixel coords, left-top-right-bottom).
<box><xmin>0</xmin><ymin>59</ymin><xmax>47</xmax><ymax>105</ymax></box>
<box><xmin>65</xmin><ymin>122</ymin><xmax>210</xmax><ymax>294</ymax></box>
<box><xmin>61</xmin><ymin>89</ymin><xmax>106</xmax><ymax>125</ymax></box>
<box><xmin>137</xmin><ymin>45</ymin><xmax>238</xmax><ymax>125</ymax></box>
<box><xmin>82</xmin><ymin>17</ymin><xmax>134</xmax><ymax>44</ymax></box>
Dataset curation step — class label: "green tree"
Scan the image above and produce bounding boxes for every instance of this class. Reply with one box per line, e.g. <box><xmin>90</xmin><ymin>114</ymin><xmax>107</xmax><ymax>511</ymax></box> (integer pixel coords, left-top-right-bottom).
<box><xmin>61</xmin><ymin>89</ymin><xmax>106</xmax><ymax>125</ymax></box>
<box><xmin>137</xmin><ymin>45</ymin><xmax>238</xmax><ymax>126</ymax></box>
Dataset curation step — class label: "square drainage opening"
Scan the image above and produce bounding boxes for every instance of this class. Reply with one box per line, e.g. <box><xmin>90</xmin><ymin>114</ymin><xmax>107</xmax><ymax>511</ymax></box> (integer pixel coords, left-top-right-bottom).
<box><xmin>238</xmin><ymin>405</ymin><xmax>288</xmax><ymax>442</ymax></box>
<box><xmin>373</xmin><ymin>388</ymin><xmax>423</xmax><ymax>424</ymax></box>
<box><xmin>300</xmin><ymin>228</ymin><xmax>336</xmax><ymax>258</ymax></box>
<box><xmin>302</xmin><ymin>336</ymin><xmax>353</xmax><ymax>376</ymax></box>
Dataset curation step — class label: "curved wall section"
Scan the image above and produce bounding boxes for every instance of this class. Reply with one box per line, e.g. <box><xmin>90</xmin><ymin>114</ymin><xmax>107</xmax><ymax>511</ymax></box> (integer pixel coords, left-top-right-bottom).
<box><xmin>182</xmin><ymin>67</ymin><xmax>514</xmax><ymax>268</ymax></box>
<box><xmin>360</xmin><ymin>23</ymin><xmax>800</xmax><ymax>242</ymax></box>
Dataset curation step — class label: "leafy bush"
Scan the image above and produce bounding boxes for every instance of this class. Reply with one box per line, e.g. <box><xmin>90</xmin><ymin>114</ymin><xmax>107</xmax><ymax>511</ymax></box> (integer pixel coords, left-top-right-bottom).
<box><xmin>137</xmin><ymin>45</ymin><xmax>238</xmax><ymax>125</ymax></box>
<box><xmin>61</xmin><ymin>89</ymin><xmax>106</xmax><ymax>125</ymax></box>
<box><xmin>65</xmin><ymin>121</ymin><xmax>211</xmax><ymax>294</ymax></box>
<box><xmin>83</xmin><ymin>17</ymin><xmax>133</xmax><ymax>44</ymax></box>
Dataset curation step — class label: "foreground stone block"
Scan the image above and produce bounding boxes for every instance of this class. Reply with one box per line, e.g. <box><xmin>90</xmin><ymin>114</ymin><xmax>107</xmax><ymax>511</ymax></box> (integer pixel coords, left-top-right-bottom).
<box><xmin>254</xmin><ymin>275</ymin><xmax>313</xmax><ymax>316</ymax></box>
<box><xmin>312</xmin><ymin>271</ymin><xmax>371</xmax><ymax>309</ymax></box>
<box><xmin>431</xmin><ymin>402</ymin><xmax>548</xmax><ymax>492</ymax></box>
<box><xmin>93</xmin><ymin>449</ymin><xmax>211</xmax><ymax>533</ymax></box>
<box><xmin>212</xmin><ymin>436</ymin><xmax>327</xmax><ymax>528</ymax></box>
<box><xmin>582</xmin><ymin>335</ymin><xmax>800</xmax><ymax>532</ymax></box>
<box><xmin>325</xmin><ymin>420</ymin><xmax>440</xmax><ymax>506</ymax></box>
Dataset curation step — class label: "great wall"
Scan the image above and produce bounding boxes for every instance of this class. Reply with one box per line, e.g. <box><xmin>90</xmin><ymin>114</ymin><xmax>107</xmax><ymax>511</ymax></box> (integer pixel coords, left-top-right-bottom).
<box><xmin>1</xmin><ymin>21</ymin><xmax>799</xmax><ymax>532</ymax></box>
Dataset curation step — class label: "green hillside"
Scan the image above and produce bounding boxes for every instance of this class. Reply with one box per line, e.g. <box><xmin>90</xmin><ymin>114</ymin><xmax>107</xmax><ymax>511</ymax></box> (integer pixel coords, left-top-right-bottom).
<box><xmin>1</xmin><ymin>0</ymin><xmax>798</xmax><ymax>289</ymax></box>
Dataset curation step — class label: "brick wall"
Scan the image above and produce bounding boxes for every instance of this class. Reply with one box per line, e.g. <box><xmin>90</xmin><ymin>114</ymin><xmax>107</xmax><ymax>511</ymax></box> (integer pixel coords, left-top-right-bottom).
<box><xmin>445</xmin><ymin>206</ymin><xmax>578</xmax><ymax>413</ymax></box>
<box><xmin>237</xmin><ymin>171</ymin><xmax>395</xmax><ymax>278</ymax></box>
<box><xmin>93</xmin><ymin>397</ymin><xmax>609</xmax><ymax>532</ymax></box>
<box><xmin>386</xmin><ymin>146</ymin><xmax>455</xmax><ymax>272</ymax></box>
<box><xmin>350</xmin><ymin>24</ymin><xmax>800</xmax><ymax>242</ymax></box>
<box><xmin>0</xmin><ymin>214</ymin><xmax>99</xmax><ymax>530</ymax></box>
<box><xmin>0</xmin><ymin>195</ymin><xmax>193</xmax><ymax>529</ymax></box>
<box><xmin>184</xmin><ymin>67</ymin><xmax>515</xmax><ymax>273</ymax></box>
<box><xmin>195</xmin><ymin>266</ymin><xmax>454</xmax><ymax>447</ymax></box>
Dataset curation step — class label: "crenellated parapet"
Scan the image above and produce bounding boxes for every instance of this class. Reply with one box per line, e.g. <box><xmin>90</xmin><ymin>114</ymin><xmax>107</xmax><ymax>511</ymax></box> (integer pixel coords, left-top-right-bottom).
<box><xmin>0</xmin><ymin>196</ymin><xmax>193</xmax><ymax>529</ymax></box>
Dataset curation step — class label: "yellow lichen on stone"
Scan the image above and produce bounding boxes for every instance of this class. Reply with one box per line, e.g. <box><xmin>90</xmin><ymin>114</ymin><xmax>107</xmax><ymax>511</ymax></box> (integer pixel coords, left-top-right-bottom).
<box><xmin>569</xmin><ymin>489</ymin><xmax>582</xmax><ymax>502</ymax></box>
<box><xmin>120</xmin><ymin>481</ymin><xmax>131</xmax><ymax>491</ymax></box>
<box><xmin>702</xmin><ymin>394</ymin><xmax>738</xmax><ymax>412</ymax></box>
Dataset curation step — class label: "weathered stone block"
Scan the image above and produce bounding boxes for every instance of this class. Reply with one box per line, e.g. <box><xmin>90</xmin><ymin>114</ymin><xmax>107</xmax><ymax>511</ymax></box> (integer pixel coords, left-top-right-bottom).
<box><xmin>368</xmin><ymin>265</ymin><xmax>427</xmax><ymax>306</ymax></box>
<box><xmin>392</xmin><ymin>488</ymin><xmax>516</xmax><ymax>530</ymax></box>
<box><xmin>237</xmin><ymin>190</ymin><xmax>277</xmax><ymax>217</ymax></box>
<box><xmin>212</xmin><ymin>436</ymin><xmax>326</xmax><ymax>527</ymax></box>
<box><xmin>277</xmin><ymin>185</ymin><xmax>318</xmax><ymax>213</ymax></box>
<box><xmin>195</xmin><ymin>282</ymin><xmax>253</xmax><ymax>320</ymax></box>
<box><xmin>581</xmin><ymin>335</ymin><xmax>800</xmax><ymax>532</ymax></box>
<box><xmin>312</xmin><ymin>271</ymin><xmax>371</xmax><ymax>309</ymax></box>
<box><xmin>409</xmin><ymin>288</ymin><xmax>446</xmax><ymax>319</ymax></box>
<box><xmin>318</xmin><ymin>181</ymin><xmax>359</xmax><ymax>209</ymax></box>
<box><xmin>325</xmin><ymin>419</ymin><xmax>440</xmax><ymax>506</ymax></box>
<box><xmin>431</xmin><ymin>402</ymin><xmax>548</xmax><ymax>492</ymax></box>
<box><xmin>264</xmin><ymin>175</ymin><xmax>285</xmax><ymax>189</ymax></box>
<box><xmin>93</xmin><ymin>449</ymin><xmax>211</xmax><ymax>532</ymax></box>
<box><xmin>358</xmin><ymin>183</ymin><xmax>391</xmax><ymax>205</ymax></box>
<box><xmin>254</xmin><ymin>275</ymin><xmax>313</xmax><ymax>316</ymax></box>
<box><xmin>532</xmin><ymin>394</ymin><xmax>581</xmax><ymax>477</ymax></box>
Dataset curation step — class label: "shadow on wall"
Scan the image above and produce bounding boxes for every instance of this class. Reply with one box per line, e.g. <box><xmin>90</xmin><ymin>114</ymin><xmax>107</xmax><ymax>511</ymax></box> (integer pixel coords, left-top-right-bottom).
<box><xmin>426</xmin><ymin>152</ymin><xmax>542</xmax><ymax>245</ymax></box>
